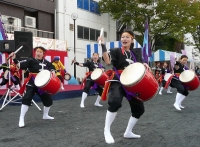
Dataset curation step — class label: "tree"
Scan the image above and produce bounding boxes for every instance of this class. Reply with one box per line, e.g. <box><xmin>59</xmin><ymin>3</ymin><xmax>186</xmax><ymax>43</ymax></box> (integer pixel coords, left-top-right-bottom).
<box><xmin>98</xmin><ymin>0</ymin><xmax>200</xmax><ymax>52</ymax></box>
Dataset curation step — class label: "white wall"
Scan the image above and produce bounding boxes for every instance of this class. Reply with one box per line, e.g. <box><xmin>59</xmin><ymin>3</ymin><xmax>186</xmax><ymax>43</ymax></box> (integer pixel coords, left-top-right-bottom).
<box><xmin>55</xmin><ymin>0</ymin><xmax>116</xmax><ymax>80</ymax></box>
<box><xmin>184</xmin><ymin>33</ymin><xmax>200</xmax><ymax>64</ymax></box>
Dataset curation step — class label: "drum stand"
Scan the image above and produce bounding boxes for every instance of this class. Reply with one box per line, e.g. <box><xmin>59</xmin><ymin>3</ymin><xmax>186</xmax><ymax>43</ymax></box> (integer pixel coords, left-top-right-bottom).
<box><xmin>0</xmin><ymin>59</ymin><xmax>41</xmax><ymax>111</ymax></box>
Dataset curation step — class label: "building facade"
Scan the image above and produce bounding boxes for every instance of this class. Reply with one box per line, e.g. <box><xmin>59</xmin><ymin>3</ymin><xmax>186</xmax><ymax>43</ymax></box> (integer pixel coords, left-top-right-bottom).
<box><xmin>55</xmin><ymin>0</ymin><xmax>116</xmax><ymax>79</ymax></box>
<box><xmin>0</xmin><ymin>0</ymin><xmax>117</xmax><ymax>80</ymax></box>
<box><xmin>0</xmin><ymin>0</ymin><xmax>55</xmax><ymax>38</ymax></box>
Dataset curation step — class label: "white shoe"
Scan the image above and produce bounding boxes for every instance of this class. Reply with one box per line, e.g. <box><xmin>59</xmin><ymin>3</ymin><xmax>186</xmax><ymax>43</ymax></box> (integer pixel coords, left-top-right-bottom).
<box><xmin>167</xmin><ymin>91</ymin><xmax>172</xmax><ymax>93</ymax></box>
<box><xmin>43</xmin><ymin>106</ymin><xmax>54</xmax><ymax>120</ymax></box>
<box><xmin>159</xmin><ymin>92</ymin><xmax>162</xmax><ymax>95</ymax></box>
<box><xmin>94</xmin><ymin>103</ymin><xmax>103</xmax><ymax>107</ymax></box>
<box><xmin>173</xmin><ymin>103</ymin><xmax>181</xmax><ymax>111</ymax></box>
<box><xmin>124</xmin><ymin>116</ymin><xmax>141</xmax><ymax>139</ymax></box>
<box><xmin>180</xmin><ymin>105</ymin><xmax>185</xmax><ymax>109</ymax></box>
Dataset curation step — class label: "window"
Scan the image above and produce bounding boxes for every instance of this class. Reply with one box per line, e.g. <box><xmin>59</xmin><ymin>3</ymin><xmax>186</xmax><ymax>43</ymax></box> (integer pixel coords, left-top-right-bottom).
<box><xmin>78</xmin><ymin>26</ymin><xmax>84</xmax><ymax>39</ymax></box>
<box><xmin>84</xmin><ymin>0</ymin><xmax>89</xmax><ymax>11</ymax></box>
<box><xmin>78</xmin><ymin>25</ymin><xmax>103</xmax><ymax>41</ymax></box>
<box><xmin>77</xmin><ymin>0</ymin><xmax>100</xmax><ymax>15</ymax></box>
<box><xmin>95</xmin><ymin>30</ymin><xmax>100</xmax><ymax>41</ymax></box>
<box><xmin>90</xmin><ymin>28</ymin><xmax>96</xmax><ymax>41</ymax></box>
<box><xmin>77</xmin><ymin>0</ymin><xmax>83</xmax><ymax>9</ymax></box>
<box><xmin>84</xmin><ymin>27</ymin><xmax>89</xmax><ymax>39</ymax></box>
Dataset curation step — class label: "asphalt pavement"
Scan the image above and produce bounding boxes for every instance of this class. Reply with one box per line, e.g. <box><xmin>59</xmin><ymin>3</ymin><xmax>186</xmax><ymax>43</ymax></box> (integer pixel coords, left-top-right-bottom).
<box><xmin>0</xmin><ymin>87</ymin><xmax>200</xmax><ymax>147</ymax></box>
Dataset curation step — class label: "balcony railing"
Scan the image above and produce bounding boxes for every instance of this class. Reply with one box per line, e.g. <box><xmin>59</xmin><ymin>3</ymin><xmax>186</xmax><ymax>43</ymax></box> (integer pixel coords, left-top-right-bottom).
<box><xmin>4</xmin><ymin>24</ymin><xmax>54</xmax><ymax>39</ymax></box>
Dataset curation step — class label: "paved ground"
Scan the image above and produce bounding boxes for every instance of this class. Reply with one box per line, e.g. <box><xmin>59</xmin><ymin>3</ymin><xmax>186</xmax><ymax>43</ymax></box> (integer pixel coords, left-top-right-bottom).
<box><xmin>0</xmin><ymin>87</ymin><xmax>200</xmax><ymax>147</ymax></box>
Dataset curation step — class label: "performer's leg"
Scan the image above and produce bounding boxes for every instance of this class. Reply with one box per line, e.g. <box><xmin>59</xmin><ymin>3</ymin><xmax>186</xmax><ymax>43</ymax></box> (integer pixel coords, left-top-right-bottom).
<box><xmin>94</xmin><ymin>95</ymin><xmax>102</xmax><ymax>107</ymax></box>
<box><xmin>159</xmin><ymin>80</ymin><xmax>165</xmax><ymax>95</ymax></box>
<box><xmin>11</xmin><ymin>76</ymin><xmax>20</xmax><ymax>90</ymax></box>
<box><xmin>38</xmin><ymin>92</ymin><xmax>54</xmax><ymax>119</ymax></box>
<box><xmin>0</xmin><ymin>77</ymin><xmax>8</xmax><ymax>86</ymax></box>
<box><xmin>57</xmin><ymin>75</ymin><xmax>64</xmax><ymax>90</ymax></box>
<box><xmin>104</xmin><ymin>110</ymin><xmax>117</xmax><ymax>144</ymax></box>
<box><xmin>104</xmin><ymin>82</ymin><xmax>124</xmax><ymax>144</ymax></box>
<box><xmin>179</xmin><ymin>90</ymin><xmax>188</xmax><ymax>109</ymax></box>
<box><xmin>43</xmin><ymin>106</ymin><xmax>54</xmax><ymax>120</ymax></box>
<box><xmin>19</xmin><ymin>86</ymin><xmax>36</xmax><ymax>127</ymax></box>
<box><xmin>80</xmin><ymin>80</ymin><xmax>93</xmax><ymax>108</ymax></box>
<box><xmin>94</xmin><ymin>85</ymin><xmax>103</xmax><ymax>107</ymax></box>
<box><xmin>171</xmin><ymin>79</ymin><xmax>186</xmax><ymax>111</ymax></box>
<box><xmin>159</xmin><ymin>87</ymin><xmax>164</xmax><ymax>95</ymax></box>
<box><xmin>167</xmin><ymin>86</ymin><xmax>172</xmax><ymax>93</ymax></box>
<box><xmin>124</xmin><ymin>98</ymin><xmax>144</xmax><ymax>138</ymax></box>
<box><xmin>19</xmin><ymin>104</ymin><xmax>29</xmax><ymax>127</ymax></box>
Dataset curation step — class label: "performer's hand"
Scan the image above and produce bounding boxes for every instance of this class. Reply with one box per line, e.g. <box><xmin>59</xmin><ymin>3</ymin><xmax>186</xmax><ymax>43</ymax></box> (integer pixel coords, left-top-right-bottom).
<box><xmin>97</xmin><ymin>36</ymin><xmax>104</xmax><ymax>44</ymax></box>
<box><xmin>51</xmin><ymin>71</ymin><xmax>56</xmax><ymax>77</ymax></box>
<box><xmin>9</xmin><ymin>52</ymin><xmax>16</xmax><ymax>59</ymax></box>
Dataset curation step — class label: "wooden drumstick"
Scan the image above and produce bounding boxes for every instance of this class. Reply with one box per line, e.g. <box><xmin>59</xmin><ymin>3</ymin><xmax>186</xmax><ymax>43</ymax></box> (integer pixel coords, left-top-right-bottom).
<box><xmin>99</xmin><ymin>28</ymin><xmax>104</xmax><ymax>45</ymax></box>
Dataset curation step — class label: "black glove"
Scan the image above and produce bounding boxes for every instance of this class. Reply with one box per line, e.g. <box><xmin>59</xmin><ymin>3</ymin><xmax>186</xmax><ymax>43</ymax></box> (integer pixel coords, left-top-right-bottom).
<box><xmin>74</xmin><ymin>62</ymin><xmax>79</xmax><ymax>65</ymax></box>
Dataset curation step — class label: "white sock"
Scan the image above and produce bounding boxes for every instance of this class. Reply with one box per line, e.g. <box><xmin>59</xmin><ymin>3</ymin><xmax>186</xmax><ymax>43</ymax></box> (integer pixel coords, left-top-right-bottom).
<box><xmin>167</xmin><ymin>86</ymin><xmax>172</xmax><ymax>93</ymax></box>
<box><xmin>94</xmin><ymin>95</ymin><xmax>103</xmax><ymax>107</ymax></box>
<box><xmin>179</xmin><ymin>95</ymin><xmax>186</xmax><ymax>109</ymax></box>
<box><xmin>80</xmin><ymin>92</ymin><xmax>87</xmax><ymax>108</ymax></box>
<box><xmin>124</xmin><ymin>116</ymin><xmax>141</xmax><ymax>138</ymax></box>
<box><xmin>43</xmin><ymin>106</ymin><xmax>54</xmax><ymax>119</ymax></box>
<box><xmin>159</xmin><ymin>87</ymin><xmax>164</xmax><ymax>95</ymax></box>
<box><xmin>19</xmin><ymin>104</ymin><xmax>29</xmax><ymax>128</ymax></box>
<box><xmin>104</xmin><ymin>110</ymin><xmax>117</xmax><ymax>144</ymax></box>
<box><xmin>173</xmin><ymin>93</ymin><xmax>182</xmax><ymax>111</ymax></box>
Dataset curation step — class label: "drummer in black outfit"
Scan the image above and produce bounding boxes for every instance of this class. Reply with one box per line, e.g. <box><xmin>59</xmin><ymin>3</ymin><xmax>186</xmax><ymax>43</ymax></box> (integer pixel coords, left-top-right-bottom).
<box><xmin>98</xmin><ymin>30</ymin><xmax>146</xmax><ymax>144</ymax></box>
<box><xmin>72</xmin><ymin>53</ymin><xmax>103</xmax><ymax>108</ymax></box>
<box><xmin>9</xmin><ymin>46</ymin><xmax>56</xmax><ymax>128</ymax></box>
<box><xmin>158</xmin><ymin>62</ymin><xmax>173</xmax><ymax>95</ymax></box>
<box><xmin>169</xmin><ymin>55</ymin><xmax>189</xmax><ymax>111</ymax></box>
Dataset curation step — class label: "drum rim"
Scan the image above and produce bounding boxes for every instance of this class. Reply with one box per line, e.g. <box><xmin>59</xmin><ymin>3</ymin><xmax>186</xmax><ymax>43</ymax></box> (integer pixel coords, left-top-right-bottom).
<box><xmin>34</xmin><ymin>70</ymin><xmax>51</xmax><ymax>87</ymax></box>
<box><xmin>179</xmin><ymin>70</ymin><xmax>195</xmax><ymax>83</ymax></box>
<box><xmin>120</xmin><ymin>63</ymin><xmax>145</xmax><ymax>86</ymax></box>
<box><xmin>91</xmin><ymin>68</ymin><xmax>103</xmax><ymax>80</ymax></box>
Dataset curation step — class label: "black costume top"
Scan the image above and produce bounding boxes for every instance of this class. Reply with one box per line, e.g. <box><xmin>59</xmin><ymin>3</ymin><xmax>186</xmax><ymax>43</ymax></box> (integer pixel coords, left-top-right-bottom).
<box><xmin>82</xmin><ymin>61</ymin><xmax>104</xmax><ymax>72</ymax></box>
<box><xmin>174</xmin><ymin>61</ymin><xmax>188</xmax><ymax>74</ymax></box>
<box><xmin>109</xmin><ymin>48</ymin><xmax>142</xmax><ymax>70</ymax></box>
<box><xmin>18</xmin><ymin>58</ymin><xmax>55</xmax><ymax>86</ymax></box>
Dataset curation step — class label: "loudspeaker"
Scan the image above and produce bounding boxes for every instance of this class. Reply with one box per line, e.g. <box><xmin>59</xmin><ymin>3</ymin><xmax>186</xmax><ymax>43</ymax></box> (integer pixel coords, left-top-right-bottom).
<box><xmin>0</xmin><ymin>40</ymin><xmax>15</xmax><ymax>53</ymax></box>
<box><xmin>14</xmin><ymin>31</ymin><xmax>33</xmax><ymax>59</ymax></box>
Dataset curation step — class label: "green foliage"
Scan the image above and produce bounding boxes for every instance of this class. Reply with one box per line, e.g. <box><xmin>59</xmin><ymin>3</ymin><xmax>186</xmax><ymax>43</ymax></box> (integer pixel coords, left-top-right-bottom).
<box><xmin>98</xmin><ymin>0</ymin><xmax>200</xmax><ymax>51</ymax></box>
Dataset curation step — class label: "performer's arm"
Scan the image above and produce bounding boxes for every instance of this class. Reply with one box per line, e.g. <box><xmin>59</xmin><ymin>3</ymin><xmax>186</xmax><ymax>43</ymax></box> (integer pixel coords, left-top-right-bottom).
<box><xmin>10</xmin><ymin>52</ymin><xmax>31</xmax><ymax>69</ymax></box>
<box><xmin>97</xmin><ymin>36</ymin><xmax>110</xmax><ymax>65</ymax></box>
<box><xmin>72</xmin><ymin>60</ymin><xmax>86</xmax><ymax>67</ymax></box>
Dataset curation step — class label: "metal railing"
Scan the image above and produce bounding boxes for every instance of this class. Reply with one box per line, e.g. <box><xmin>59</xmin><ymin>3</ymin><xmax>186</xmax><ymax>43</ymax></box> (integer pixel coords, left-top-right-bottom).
<box><xmin>4</xmin><ymin>24</ymin><xmax>54</xmax><ymax>39</ymax></box>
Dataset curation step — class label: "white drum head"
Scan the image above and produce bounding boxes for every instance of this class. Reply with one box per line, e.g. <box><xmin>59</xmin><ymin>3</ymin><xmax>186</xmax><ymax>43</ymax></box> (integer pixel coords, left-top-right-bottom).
<box><xmin>164</xmin><ymin>73</ymin><xmax>172</xmax><ymax>81</ymax></box>
<box><xmin>179</xmin><ymin>70</ymin><xmax>195</xmax><ymax>83</ymax></box>
<box><xmin>120</xmin><ymin>63</ymin><xmax>145</xmax><ymax>86</ymax></box>
<box><xmin>91</xmin><ymin>68</ymin><xmax>103</xmax><ymax>80</ymax></box>
<box><xmin>34</xmin><ymin>70</ymin><xmax>51</xmax><ymax>87</ymax></box>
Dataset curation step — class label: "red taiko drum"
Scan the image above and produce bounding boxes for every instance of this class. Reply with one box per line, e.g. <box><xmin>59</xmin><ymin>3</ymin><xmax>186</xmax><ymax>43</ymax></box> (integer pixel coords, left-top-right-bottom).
<box><xmin>91</xmin><ymin>68</ymin><xmax>108</xmax><ymax>87</ymax></box>
<box><xmin>179</xmin><ymin>70</ymin><xmax>199</xmax><ymax>91</ymax></box>
<box><xmin>120</xmin><ymin>63</ymin><xmax>159</xmax><ymax>102</ymax></box>
<box><xmin>34</xmin><ymin>70</ymin><xmax>61</xmax><ymax>94</ymax></box>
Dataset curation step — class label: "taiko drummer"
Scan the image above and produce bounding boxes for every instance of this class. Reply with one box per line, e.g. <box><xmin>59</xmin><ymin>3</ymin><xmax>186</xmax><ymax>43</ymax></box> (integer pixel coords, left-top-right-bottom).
<box><xmin>98</xmin><ymin>30</ymin><xmax>147</xmax><ymax>144</ymax></box>
<box><xmin>72</xmin><ymin>53</ymin><xmax>104</xmax><ymax>108</ymax></box>
<box><xmin>169</xmin><ymin>55</ymin><xmax>189</xmax><ymax>111</ymax></box>
<box><xmin>9</xmin><ymin>46</ymin><xmax>56</xmax><ymax>128</ymax></box>
<box><xmin>159</xmin><ymin>61</ymin><xmax>173</xmax><ymax>95</ymax></box>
